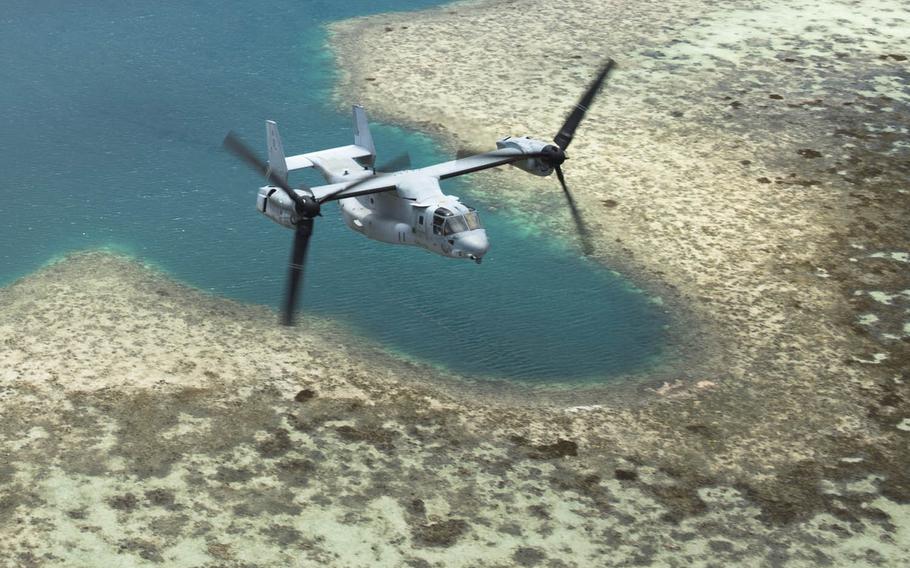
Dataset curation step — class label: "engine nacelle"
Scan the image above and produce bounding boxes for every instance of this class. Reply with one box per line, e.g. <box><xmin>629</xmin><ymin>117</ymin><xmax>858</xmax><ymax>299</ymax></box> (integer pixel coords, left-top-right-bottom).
<box><xmin>256</xmin><ymin>186</ymin><xmax>299</xmax><ymax>229</ymax></box>
<box><xmin>496</xmin><ymin>136</ymin><xmax>554</xmax><ymax>176</ymax></box>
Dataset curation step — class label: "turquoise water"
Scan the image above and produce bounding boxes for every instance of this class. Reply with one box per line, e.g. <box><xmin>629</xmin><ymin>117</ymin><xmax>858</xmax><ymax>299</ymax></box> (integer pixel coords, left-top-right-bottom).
<box><xmin>0</xmin><ymin>0</ymin><xmax>669</xmax><ymax>382</ymax></box>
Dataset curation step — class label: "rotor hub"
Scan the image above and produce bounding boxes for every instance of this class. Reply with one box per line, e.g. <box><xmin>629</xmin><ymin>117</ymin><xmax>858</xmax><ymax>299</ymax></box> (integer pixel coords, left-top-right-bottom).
<box><xmin>541</xmin><ymin>144</ymin><xmax>566</xmax><ymax>167</ymax></box>
<box><xmin>296</xmin><ymin>194</ymin><xmax>321</xmax><ymax>219</ymax></box>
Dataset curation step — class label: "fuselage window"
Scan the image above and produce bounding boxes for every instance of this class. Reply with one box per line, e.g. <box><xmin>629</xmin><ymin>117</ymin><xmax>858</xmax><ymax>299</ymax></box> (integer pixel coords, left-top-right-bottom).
<box><xmin>432</xmin><ymin>208</ymin><xmax>451</xmax><ymax>235</ymax></box>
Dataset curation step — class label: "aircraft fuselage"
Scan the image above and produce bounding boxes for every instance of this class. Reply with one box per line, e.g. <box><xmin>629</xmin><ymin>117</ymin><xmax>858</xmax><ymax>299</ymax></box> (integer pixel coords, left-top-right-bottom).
<box><xmin>261</xmin><ymin>152</ymin><xmax>490</xmax><ymax>263</ymax></box>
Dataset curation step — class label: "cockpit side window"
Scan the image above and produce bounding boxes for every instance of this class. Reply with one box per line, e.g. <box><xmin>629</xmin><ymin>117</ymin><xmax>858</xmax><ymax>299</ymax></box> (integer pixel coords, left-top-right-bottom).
<box><xmin>433</xmin><ymin>208</ymin><xmax>452</xmax><ymax>235</ymax></box>
<box><xmin>464</xmin><ymin>210</ymin><xmax>481</xmax><ymax>230</ymax></box>
<box><xmin>444</xmin><ymin>216</ymin><xmax>467</xmax><ymax>235</ymax></box>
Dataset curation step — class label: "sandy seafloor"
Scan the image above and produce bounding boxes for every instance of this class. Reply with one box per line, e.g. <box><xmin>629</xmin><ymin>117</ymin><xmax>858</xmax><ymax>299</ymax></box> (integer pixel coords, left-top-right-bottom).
<box><xmin>2</xmin><ymin>0</ymin><xmax>909</xmax><ymax>566</ymax></box>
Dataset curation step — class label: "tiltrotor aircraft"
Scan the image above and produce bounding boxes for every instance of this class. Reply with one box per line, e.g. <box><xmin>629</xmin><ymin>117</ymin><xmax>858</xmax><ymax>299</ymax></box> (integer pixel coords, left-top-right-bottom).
<box><xmin>224</xmin><ymin>59</ymin><xmax>614</xmax><ymax>325</ymax></box>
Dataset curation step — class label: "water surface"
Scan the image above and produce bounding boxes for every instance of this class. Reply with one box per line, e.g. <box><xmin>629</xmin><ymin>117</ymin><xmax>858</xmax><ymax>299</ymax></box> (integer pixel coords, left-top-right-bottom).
<box><xmin>0</xmin><ymin>0</ymin><xmax>669</xmax><ymax>382</ymax></box>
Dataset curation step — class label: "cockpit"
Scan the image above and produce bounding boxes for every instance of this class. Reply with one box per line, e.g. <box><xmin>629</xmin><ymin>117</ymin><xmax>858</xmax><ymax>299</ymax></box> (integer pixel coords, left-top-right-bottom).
<box><xmin>432</xmin><ymin>207</ymin><xmax>483</xmax><ymax>236</ymax></box>
<box><xmin>428</xmin><ymin>204</ymin><xmax>489</xmax><ymax>262</ymax></box>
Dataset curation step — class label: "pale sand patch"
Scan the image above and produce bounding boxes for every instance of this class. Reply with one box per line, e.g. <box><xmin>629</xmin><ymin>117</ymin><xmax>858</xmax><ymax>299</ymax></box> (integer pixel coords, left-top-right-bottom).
<box><xmin>329</xmin><ymin>0</ymin><xmax>907</xmax><ymax>377</ymax></box>
<box><xmin>870</xmin><ymin>251</ymin><xmax>909</xmax><ymax>263</ymax></box>
<box><xmin>327</xmin><ymin>0</ymin><xmax>910</xmax><ymax>469</ymax></box>
<box><xmin>323</xmin><ymin>0</ymin><xmax>909</xmax><ymax>562</ymax></box>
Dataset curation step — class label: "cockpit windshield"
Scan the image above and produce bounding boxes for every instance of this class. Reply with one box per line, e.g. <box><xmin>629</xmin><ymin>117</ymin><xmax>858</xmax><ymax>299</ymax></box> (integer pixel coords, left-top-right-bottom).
<box><xmin>443</xmin><ymin>210</ymin><xmax>482</xmax><ymax>235</ymax></box>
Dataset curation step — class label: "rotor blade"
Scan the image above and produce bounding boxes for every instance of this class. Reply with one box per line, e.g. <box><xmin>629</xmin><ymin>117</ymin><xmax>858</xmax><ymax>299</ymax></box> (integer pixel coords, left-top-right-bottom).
<box><xmin>315</xmin><ymin>152</ymin><xmax>411</xmax><ymax>204</ymax></box>
<box><xmin>223</xmin><ymin>131</ymin><xmax>305</xmax><ymax>205</ymax></box>
<box><xmin>281</xmin><ymin>219</ymin><xmax>313</xmax><ymax>326</ymax></box>
<box><xmin>553</xmin><ymin>59</ymin><xmax>615</xmax><ymax>151</ymax></box>
<box><xmin>376</xmin><ymin>152</ymin><xmax>411</xmax><ymax>173</ymax></box>
<box><xmin>317</xmin><ymin>175</ymin><xmax>380</xmax><ymax>203</ymax></box>
<box><xmin>555</xmin><ymin>166</ymin><xmax>594</xmax><ymax>256</ymax></box>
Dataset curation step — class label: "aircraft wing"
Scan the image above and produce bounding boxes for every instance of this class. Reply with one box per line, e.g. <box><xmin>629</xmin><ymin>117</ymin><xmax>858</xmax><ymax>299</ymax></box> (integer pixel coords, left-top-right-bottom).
<box><xmin>309</xmin><ymin>147</ymin><xmax>530</xmax><ymax>202</ymax></box>
<box><xmin>417</xmin><ymin>147</ymin><xmax>528</xmax><ymax>180</ymax></box>
<box><xmin>309</xmin><ymin>172</ymin><xmax>400</xmax><ymax>203</ymax></box>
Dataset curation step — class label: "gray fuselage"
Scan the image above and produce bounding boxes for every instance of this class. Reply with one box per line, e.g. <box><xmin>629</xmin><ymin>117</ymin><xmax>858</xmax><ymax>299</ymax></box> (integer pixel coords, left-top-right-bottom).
<box><xmin>259</xmin><ymin>152</ymin><xmax>490</xmax><ymax>263</ymax></box>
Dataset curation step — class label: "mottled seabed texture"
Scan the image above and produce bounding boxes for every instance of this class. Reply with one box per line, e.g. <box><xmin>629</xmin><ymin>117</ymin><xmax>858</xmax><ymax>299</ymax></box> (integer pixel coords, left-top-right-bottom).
<box><xmin>2</xmin><ymin>0</ymin><xmax>910</xmax><ymax>567</ymax></box>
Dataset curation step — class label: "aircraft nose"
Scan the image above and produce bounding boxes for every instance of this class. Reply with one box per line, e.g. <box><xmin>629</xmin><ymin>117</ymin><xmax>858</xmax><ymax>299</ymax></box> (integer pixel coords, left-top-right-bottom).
<box><xmin>457</xmin><ymin>230</ymin><xmax>490</xmax><ymax>259</ymax></box>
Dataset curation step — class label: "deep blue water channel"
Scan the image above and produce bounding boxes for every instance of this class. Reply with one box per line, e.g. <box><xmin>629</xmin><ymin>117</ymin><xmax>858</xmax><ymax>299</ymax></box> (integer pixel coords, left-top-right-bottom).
<box><xmin>0</xmin><ymin>0</ymin><xmax>669</xmax><ymax>383</ymax></box>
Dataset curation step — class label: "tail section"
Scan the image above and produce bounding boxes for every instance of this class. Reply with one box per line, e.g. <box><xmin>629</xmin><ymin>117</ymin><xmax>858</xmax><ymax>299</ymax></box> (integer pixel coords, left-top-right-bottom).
<box><xmin>265</xmin><ymin>120</ymin><xmax>288</xmax><ymax>184</ymax></box>
<box><xmin>352</xmin><ymin>105</ymin><xmax>375</xmax><ymax>167</ymax></box>
<box><xmin>263</xmin><ymin>111</ymin><xmax>374</xmax><ymax>178</ymax></box>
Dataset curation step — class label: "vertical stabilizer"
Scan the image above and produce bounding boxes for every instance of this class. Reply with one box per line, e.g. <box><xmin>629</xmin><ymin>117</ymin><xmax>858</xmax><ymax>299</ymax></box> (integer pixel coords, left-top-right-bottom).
<box><xmin>352</xmin><ymin>105</ymin><xmax>375</xmax><ymax>166</ymax></box>
<box><xmin>265</xmin><ymin>120</ymin><xmax>288</xmax><ymax>184</ymax></box>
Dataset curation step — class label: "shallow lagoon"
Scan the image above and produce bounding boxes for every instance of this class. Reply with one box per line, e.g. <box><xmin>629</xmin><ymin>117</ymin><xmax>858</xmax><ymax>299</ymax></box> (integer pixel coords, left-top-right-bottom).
<box><xmin>0</xmin><ymin>0</ymin><xmax>668</xmax><ymax>382</ymax></box>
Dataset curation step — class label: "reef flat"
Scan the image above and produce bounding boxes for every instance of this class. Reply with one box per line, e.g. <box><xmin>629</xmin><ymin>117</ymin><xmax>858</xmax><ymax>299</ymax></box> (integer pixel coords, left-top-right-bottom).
<box><xmin>1</xmin><ymin>0</ymin><xmax>909</xmax><ymax>565</ymax></box>
<box><xmin>0</xmin><ymin>250</ymin><xmax>907</xmax><ymax>565</ymax></box>
<box><xmin>334</xmin><ymin>0</ymin><xmax>908</xmax><ymax>563</ymax></box>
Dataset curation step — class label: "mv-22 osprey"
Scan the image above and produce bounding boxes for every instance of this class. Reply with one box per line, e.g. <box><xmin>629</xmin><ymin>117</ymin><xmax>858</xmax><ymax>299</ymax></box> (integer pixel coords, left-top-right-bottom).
<box><xmin>224</xmin><ymin>60</ymin><xmax>614</xmax><ymax>325</ymax></box>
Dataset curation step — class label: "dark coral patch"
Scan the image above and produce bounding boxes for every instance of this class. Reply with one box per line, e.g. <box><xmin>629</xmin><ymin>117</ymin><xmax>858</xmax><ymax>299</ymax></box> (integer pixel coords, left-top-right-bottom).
<box><xmin>412</xmin><ymin>519</ymin><xmax>469</xmax><ymax>547</ymax></box>
<box><xmin>257</xmin><ymin>428</ymin><xmax>292</xmax><ymax>458</ymax></box>
<box><xmin>615</xmin><ymin>468</ymin><xmax>639</xmax><ymax>481</ymax></box>
<box><xmin>529</xmin><ymin>439</ymin><xmax>578</xmax><ymax>460</ymax></box>
<box><xmin>294</xmin><ymin>389</ymin><xmax>316</xmax><ymax>403</ymax></box>
<box><xmin>513</xmin><ymin>546</ymin><xmax>547</xmax><ymax>566</ymax></box>
<box><xmin>108</xmin><ymin>493</ymin><xmax>139</xmax><ymax>512</ymax></box>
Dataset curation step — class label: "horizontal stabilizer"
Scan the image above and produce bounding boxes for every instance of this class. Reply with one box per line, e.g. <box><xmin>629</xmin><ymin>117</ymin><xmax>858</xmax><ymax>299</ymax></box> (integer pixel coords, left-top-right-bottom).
<box><xmin>285</xmin><ymin>145</ymin><xmax>374</xmax><ymax>172</ymax></box>
<box><xmin>285</xmin><ymin>154</ymin><xmax>315</xmax><ymax>171</ymax></box>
